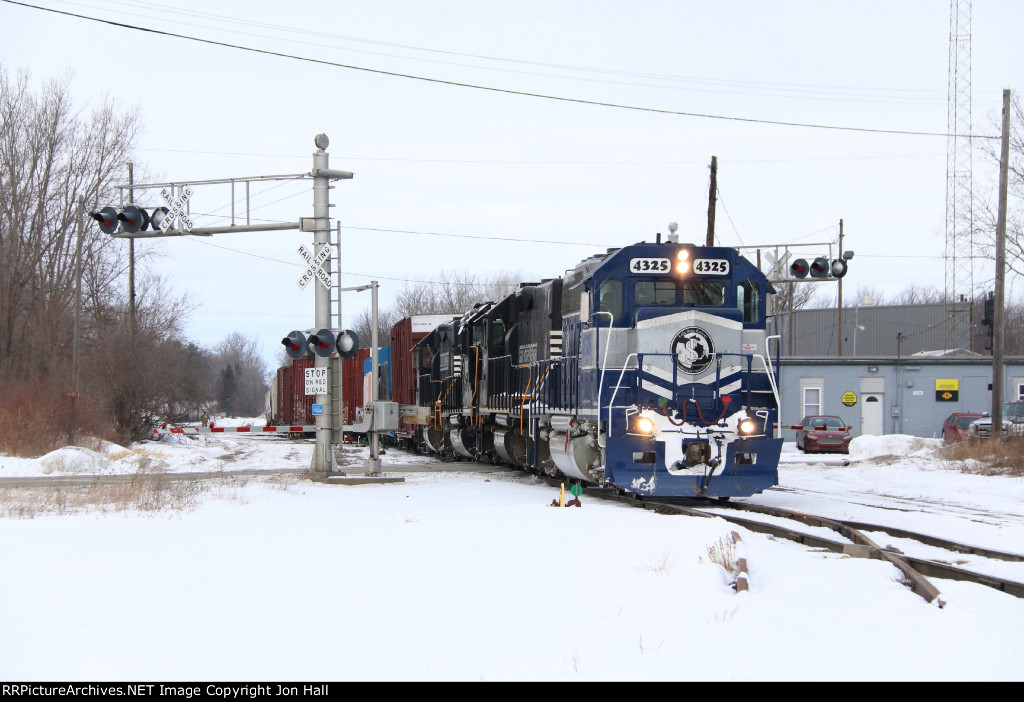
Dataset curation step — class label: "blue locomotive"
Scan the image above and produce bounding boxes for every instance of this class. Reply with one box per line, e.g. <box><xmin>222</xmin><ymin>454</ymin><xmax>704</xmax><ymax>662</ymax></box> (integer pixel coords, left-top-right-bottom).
<box><xmin>410</xmin><ymin>231</ymin><xmax>782</xmax><ymax>498</ymax></box>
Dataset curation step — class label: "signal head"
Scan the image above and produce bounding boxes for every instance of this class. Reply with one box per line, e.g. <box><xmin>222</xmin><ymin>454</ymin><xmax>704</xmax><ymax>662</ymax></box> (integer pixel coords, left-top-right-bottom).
<box><xmin>89</xmin><ymin>206</ymin><xmax>120</xmax><ymax>235</ymax></box>
<box><xmin>789</xmin><ymin>258</ymin><xmax>809</xmax><ymax>279</ymax></box>
<box><xmin>809</xmin><ymin>257</ymin><xmax>829</xmax><ymax>278</ymax></box>
<box><xmin>830</xmin><ymin>259</ymin><xmax>848</xmax><ymax>278</ymax></box>
<box><xmin>117</xmin><ymin>205</ymin><xmax>149</xmax><ymax>234</ymax></box>
<box><xmin>308</xmin><ymin>328</ymin><xmax>337</xmax><ymax>357</ymax></box>
<box><xmin>281</xmin><ymin>331</ymin><xmax>312</xmax><ymax>360</ymax></box>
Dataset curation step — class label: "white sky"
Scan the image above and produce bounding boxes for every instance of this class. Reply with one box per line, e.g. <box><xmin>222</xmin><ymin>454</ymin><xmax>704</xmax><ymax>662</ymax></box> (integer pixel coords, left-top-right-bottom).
<box><xmin>1</xmin><ymin>427</ymin><xmax>1023</xmax><ymax>680</ymax></box>
<box><xmin>2</xmin><ymin>1</ymin><xmax>1023</xmax><ymax>368</ymax></box>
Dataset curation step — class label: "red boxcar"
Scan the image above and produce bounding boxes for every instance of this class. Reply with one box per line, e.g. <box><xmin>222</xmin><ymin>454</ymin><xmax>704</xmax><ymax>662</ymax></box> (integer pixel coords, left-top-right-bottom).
<box><xmin>273</xmin><ymin>356</ymin><xmax>315</xmax><ymax>426</ymax></box>
<box><xmin>390</xmin><ymin>315</ymin><xmax>457</xmax><ymax>405</ymax></box>
<box><xmin>340</xmin><ymin>347</ymin><xmax>370</xmax><ymax>423</ymax></box>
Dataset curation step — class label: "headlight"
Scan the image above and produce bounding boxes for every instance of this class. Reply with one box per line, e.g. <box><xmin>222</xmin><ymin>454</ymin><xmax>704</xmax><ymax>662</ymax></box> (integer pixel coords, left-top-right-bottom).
<box><xmin>634</xmin><ymin>416</ymin><xmax>655</xmax><ymax>435</ymax></box>
<box><xmin>738</xmin><ymin>418</ymin><xmax>757</xmax><ymax>435</ymax></box>
<box><xmin>675</xmin><ymin>249</ymin><xmax>691</xmax><ymax>274</ymax></box>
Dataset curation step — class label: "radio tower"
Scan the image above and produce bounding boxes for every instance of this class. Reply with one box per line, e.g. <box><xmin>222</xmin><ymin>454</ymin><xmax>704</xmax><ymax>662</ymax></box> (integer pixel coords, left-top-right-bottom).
<box><xmin>945</xmin><ymin>0</ymin><xmax>973</xmax><ymax>346</ymax></box>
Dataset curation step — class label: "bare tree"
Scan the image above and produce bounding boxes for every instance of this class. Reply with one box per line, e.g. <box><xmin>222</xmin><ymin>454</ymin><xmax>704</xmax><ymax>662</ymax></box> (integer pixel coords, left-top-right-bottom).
<box><xmin>975</xmin><ymin>94</ymin><xmax>1024</xmax><ymax>277</ymax></box>
<box><xmin>211</xmin><ymin>332</ymin><xmax>269</xmax><ymax>416</ymax></box>
<box><xmin>0</xmin><ymin>64</ymin><xmax>139</xmax><ymax>382</ymax></box>
<box><xmin>891</xmin><ymin>283</ymin><xmax>947</xmax><ymax>305</ymax></box>
<box><xmin>348</xmin><ymin>269</ymin><xmax>521</xmax><ymax>347</ymax></box>
<box><xmin>770</xmin><ymin>280</ymin><xmax>821</xmax><ymax>317</ymax></box>
<box><xmin>392</xmin><ymin>269</ymin><xmax>520</xmax><ymax>318</ymax></box>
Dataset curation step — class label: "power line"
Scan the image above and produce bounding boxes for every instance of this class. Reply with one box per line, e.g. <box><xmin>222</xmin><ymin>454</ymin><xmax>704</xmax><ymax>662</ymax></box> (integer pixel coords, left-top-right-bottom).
<box><xmin>2</xmin><ymin>0</ymin><xmax>1000</xmax><ymax>140</ymax></box>
<box><xmin>43</xmin><ymin>0</ymin><xmax>960</xmax><ymax>105</ymax></box>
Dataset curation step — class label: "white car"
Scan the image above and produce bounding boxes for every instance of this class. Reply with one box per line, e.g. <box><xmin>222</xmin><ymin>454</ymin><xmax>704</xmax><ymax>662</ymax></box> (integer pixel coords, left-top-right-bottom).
<box><xmin>968</xmin><ymin>402</ymin><xmax>1024</xmax><ymax>439</ymax></box>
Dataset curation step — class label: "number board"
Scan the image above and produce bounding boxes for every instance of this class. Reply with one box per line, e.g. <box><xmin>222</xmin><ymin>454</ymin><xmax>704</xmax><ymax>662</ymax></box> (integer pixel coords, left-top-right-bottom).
<box><xmin>629</xmin><ymin>257</ymin><xmax>670</xmax><ymax>274</ymax></box>
<box><xmin>304</xmin><ymin>367</ymin><xmax>328</xmax><ymax>396</ymax></box>
<box><xmin>693</xmin><ymin>259</ymin><xmax>730</xmax><ymax>275</ymax></box>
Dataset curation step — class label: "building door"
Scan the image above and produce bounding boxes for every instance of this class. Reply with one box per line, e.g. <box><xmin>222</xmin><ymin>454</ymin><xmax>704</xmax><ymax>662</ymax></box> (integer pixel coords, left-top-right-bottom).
<box><xmin>861</xmin><ymin>394</ymin><xmax>884</xmax><ymax>435</ymax></box>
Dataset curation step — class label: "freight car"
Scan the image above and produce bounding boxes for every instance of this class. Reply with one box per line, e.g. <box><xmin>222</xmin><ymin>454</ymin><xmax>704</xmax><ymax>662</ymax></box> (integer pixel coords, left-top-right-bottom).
<box><xmin>267</xmin><ymin>350</ymin><xmax>369</xmax><ymax>436</ymax></box>
<box><xmin>400</xmin><ymin>234</ymin><xmax>782</xmax><ymax>498</ymax></box>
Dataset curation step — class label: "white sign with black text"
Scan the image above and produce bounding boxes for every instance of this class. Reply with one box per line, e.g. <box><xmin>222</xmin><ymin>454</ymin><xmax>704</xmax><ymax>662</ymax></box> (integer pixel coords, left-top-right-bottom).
<box><xmin>296</xmin><ymin>244</ymin><xmax>332</xmax><ymax>291</ymax></box>
<box><xmin>304</xmin><ymin>367</ymin><xmax>328</xmax><ymax>396</ymax></box>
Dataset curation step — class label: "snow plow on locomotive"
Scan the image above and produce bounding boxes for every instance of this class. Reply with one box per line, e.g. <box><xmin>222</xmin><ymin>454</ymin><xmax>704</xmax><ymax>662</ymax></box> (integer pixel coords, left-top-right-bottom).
<box><xmin>405</xmin><ymin>234</ymin><xmax>782</xmax><ymax>498</ymax></box>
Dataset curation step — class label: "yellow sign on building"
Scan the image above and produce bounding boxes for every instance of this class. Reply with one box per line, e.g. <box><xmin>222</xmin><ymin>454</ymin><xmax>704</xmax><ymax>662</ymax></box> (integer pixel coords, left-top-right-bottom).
<box><xmin>936</xmin><ymin>379</ymin><xmax>959</xmax><ymax>402</ymax></box>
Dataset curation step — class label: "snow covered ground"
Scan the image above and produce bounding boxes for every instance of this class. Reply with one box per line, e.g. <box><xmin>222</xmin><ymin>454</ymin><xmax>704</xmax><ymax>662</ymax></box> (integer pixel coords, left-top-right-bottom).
<box><xmin>1</xmin><ymin>422</ymin><xmax>1023</xmax><ymax>681</ymax></box>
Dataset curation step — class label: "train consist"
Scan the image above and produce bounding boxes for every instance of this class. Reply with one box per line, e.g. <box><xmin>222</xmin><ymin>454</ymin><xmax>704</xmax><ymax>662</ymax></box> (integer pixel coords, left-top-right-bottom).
<box><xmin>274</xmin><ymin>235</ymin><xmax>783</xmax><ymax>498</ymax></box>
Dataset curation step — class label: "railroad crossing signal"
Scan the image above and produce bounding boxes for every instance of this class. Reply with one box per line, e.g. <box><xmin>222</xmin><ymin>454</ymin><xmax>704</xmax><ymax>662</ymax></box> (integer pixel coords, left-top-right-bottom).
<box><xmin>282</xmin><ymin>328</ymin><xmax>360</xmax><ymax>359</ymax></box>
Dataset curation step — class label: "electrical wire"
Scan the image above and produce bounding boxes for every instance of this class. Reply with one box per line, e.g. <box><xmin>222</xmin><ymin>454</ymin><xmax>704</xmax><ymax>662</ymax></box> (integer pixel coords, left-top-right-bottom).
<box><xmin>1</xmin><ymin>0</ymin><xmax>1000</xmax><ymax>140</ymax></box>
<box><xmin>37</xmin><ymin>0</ymin><xmax>959</xmax><ymax>105</ymax></box>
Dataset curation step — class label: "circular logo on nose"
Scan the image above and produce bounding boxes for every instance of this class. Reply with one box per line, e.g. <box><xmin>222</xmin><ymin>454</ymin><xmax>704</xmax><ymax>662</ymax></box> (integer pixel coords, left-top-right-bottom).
<box><xmin>672</xmin><ymin>327</ymin><xmax>715</xmax><ymax>374</ymax></box>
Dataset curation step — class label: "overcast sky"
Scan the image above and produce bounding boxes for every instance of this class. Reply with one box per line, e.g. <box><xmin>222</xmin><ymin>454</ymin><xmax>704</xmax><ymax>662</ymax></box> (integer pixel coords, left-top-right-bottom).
<box><xmin>2</xmin><ymin>0</ymin><xmax>1022</xmax><ymax>368</ymax></box>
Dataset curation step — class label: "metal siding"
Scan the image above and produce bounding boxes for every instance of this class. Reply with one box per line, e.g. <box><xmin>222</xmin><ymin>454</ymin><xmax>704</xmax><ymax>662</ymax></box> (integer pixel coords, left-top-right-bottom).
<box><xmin>778</xmin><ymin>302</ymin><xmax>973</xmax><ymax>356</ymax></box>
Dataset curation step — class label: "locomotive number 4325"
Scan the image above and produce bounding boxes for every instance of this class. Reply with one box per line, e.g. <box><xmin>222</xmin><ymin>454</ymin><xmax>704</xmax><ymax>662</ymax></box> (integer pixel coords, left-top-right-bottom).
<box><xmin>629</xmin><ymin>257</ymin><xmax>670</xmax><ymax>273</ymax></box>
<box><xmin>693</xmin><ymin>259</ymin><xmax>730</xmax><ymax>275</ymax></box>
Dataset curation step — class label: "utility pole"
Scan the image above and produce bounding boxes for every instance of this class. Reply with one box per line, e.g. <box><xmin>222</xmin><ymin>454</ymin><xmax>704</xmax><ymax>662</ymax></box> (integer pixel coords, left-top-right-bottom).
<box><xmin>837</xmin><ymin>219</ymin><xmax>844</xmax><ymax>356</ymax></box>
<box><xmin>312</xmin><ymin>136</ymin><xmax>333</xmax><ymax>475</ymax></box>
<box><xmin>992</xmin><ymin>88</ymin><xmax>1011</xmax><ymax>438</ymax></box>
<box><xmin>706</xmin><ymin>155</ymin><xmax>718</xmax><ymax>247</ymax></box>
<box><xmin>128</xmin><ymin>162</ymin><xmax>136</xmax><ymax>334</ymax></box>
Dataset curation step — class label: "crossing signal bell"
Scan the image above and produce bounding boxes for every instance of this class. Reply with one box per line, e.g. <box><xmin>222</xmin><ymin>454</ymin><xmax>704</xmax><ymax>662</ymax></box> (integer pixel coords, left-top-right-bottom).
<box><xmin>335</xmin><ymin>330</ymin><xmax>360</xmax><ymax>358</ymax></box>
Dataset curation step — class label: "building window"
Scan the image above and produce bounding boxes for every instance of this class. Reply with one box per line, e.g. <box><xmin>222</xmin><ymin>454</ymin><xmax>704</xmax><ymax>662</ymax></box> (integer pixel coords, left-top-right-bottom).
<box><xmin>802</xmin><ymin>387</ymin><xmax>822</xmax><ymax>418</ymax></box>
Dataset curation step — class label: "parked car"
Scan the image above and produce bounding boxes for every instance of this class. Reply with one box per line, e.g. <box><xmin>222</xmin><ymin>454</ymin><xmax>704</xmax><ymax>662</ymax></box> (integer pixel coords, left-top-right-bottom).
<box><xmin>792</xmin><ymin>415</ymin><xmax>853</xmax><ymax>454</ymax></box>
<box><xmin>941</xmin><ymin>412</ymin><xmax>985</xmax><ymax>444</ymax></box>
<box><xmin>967</xmin><ymin>402</ymin><xmax>1024</xmax><ymax>440</ymax></box>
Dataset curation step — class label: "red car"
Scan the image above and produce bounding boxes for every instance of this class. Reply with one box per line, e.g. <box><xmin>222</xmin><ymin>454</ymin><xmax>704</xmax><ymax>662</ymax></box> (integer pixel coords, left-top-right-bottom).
<box><xmin>942</xmin><ymin>412</ymin><xmax>984</xmax><ymax>444</ymax></box>
<box><xmin>792</xmin><ymin>415</ymin><xmax>852</xmax><ymax>454</ymax></box>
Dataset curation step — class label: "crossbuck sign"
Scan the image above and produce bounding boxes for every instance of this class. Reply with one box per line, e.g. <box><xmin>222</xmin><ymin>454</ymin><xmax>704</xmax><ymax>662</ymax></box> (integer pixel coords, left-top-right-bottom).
<box><xmin>158</xmin><ymin>186</ymin><xmax>193</xmax><ymax>233</ymax></box>
<box><xmin>296</xmin><ymin>244</ymin><xmax>332</xmax><ymax>291</ymax></box>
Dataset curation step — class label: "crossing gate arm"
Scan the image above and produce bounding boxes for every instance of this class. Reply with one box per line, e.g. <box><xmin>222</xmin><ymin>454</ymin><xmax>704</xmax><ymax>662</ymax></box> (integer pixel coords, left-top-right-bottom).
<box><xmin>153</xmin><ymin>425</ymin><xmax>316</xmax><ymax>435</ymax></box>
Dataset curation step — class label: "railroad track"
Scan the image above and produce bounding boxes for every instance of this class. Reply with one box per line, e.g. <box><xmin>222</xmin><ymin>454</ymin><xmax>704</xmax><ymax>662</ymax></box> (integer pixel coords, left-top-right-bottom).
<box><xmin>553</xmin><ymin>479</ymin><xmax>1024</xmax><ymax>605</ymax></box>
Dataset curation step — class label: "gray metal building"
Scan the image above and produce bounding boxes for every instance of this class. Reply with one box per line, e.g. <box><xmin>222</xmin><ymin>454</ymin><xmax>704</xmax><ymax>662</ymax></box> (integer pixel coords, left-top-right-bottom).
<box><xmin>777</xmin><ymin>354</ymin><xmax>1024</xmax><ymax>440</ymax></box>
<box><xmin>773</xmin><ymin>301</ymin><xmax>1013</xmax><ymax>439</ymax></box>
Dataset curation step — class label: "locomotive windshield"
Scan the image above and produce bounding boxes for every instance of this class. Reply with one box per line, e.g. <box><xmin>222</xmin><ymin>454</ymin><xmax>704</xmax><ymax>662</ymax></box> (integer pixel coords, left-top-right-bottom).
<box><xmin>682</xmin><ymin>280</ymin><xmax>724</xmax><ymax>306</ymax></box>
<box><xmin>634</xmin><ymin>280</ymin><xmax>675</xmax><ymax>306</ymax></box>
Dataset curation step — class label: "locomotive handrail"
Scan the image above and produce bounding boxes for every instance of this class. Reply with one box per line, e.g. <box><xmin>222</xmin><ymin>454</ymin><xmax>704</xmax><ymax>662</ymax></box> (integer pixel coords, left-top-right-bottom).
<box><xmin>602</xmin><ymin>353</ymin><xmax>639</xmax><ymax>448</ymax></box>
<box><xmin>518</xmin><ymin>364</ymin><xmax>533</xmax><ymax>433</ymax></box>
<box><xmin>471</xmin><ymin>345</ymin><xmax>481</xmax><ymax>427</ymax></box>
<box><xmin>715</xmin><ymin>352</ymin><xmax>755</xmax><ymax>412</ymax></box>
<box><xmin>593</xmin><ymin>311</ymin><xmax>614</xmax><ymax>412</ymax></box>
<box><xmin>764</xmin><ymin>334</ymin><xmax>783</xmax><ymax>429</ymax></box>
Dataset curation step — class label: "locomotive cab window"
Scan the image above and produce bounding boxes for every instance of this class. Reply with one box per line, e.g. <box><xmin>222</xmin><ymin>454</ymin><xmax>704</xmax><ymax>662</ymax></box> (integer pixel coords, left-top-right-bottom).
<box><xmin>597</xmin><ymin>280</ymin><xmax>622</xmax><ymax>321</ymax></box>
<box><xmin>634</xmin><ymin>280</ymin><xmax>676</xmax><ymax>306</ymax></box>
<box><xmin>682</xmin><ymin>280</ymin><xmax>724</xmax><ymax>306</ymax></box>
<box><xmin>738</xmin><ymin>280</ymin><xmax>760</xmax><ymax>323</ymax></box>
<box><xmin>489</xmin><ymin>319</ymin><xmax>506</xmax><ymax>352</ymax></box>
